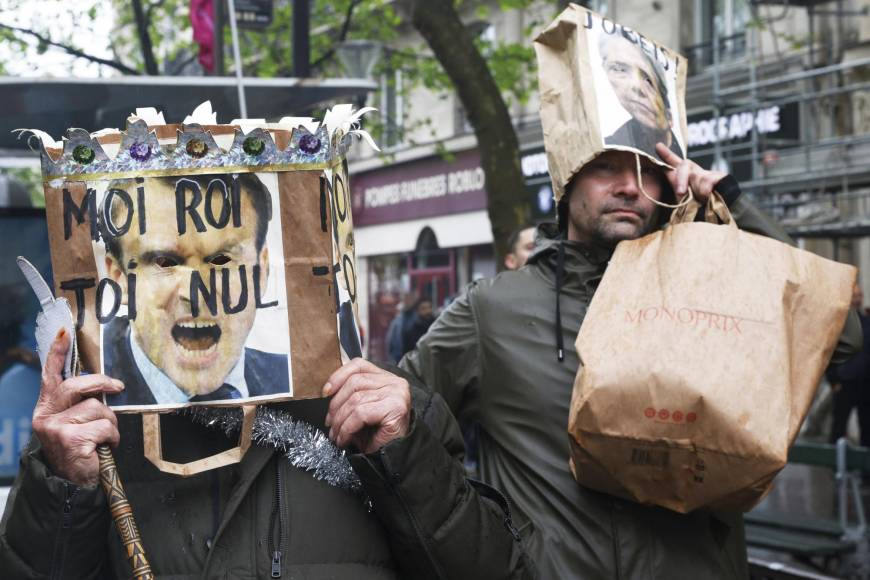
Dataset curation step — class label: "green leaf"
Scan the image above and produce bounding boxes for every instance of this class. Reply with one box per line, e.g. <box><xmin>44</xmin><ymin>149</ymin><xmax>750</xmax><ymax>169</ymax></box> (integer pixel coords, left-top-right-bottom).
<box><xmin>498</xmin><ymin>0</ymin><xmax>536</xmax><ymax>10</ymax></box>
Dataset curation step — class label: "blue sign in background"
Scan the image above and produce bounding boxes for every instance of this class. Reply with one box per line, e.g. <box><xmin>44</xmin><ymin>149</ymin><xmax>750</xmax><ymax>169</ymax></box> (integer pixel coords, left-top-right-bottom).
<box><xmin>0</xmin><ymin>211</ymin><xmax>50</xmax><ymax>483</ymax></box>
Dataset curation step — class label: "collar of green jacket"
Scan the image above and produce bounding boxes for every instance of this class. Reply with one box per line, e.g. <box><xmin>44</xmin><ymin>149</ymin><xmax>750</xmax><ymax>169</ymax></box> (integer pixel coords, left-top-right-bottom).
<box><xmin>527</xmin><ymin>222</ymin><xmax>611</xmax><ymax>290</ymax></box>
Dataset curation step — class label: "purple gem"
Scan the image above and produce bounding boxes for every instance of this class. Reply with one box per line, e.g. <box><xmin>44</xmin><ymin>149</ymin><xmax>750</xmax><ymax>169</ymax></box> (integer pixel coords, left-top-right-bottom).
<box><xmin>299</xmin><ymin>134</ymin><xmax>321</xmax><ymax>154</ymax></box>
<box><xmin>129</xmin><ymin>142</ymin><xmax>152</xmax><ymax>162</ymax></box>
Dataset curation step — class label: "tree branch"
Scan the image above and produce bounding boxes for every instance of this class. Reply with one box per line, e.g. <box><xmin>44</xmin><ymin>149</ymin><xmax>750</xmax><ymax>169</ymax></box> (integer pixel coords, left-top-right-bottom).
<box><xmin>132</xmin><ymin>0</ymin><xmax>159</xmax><ymax>75</ymax></box>
<box><xmin>311</xmin><ymin>0</ymin><xmax>361</xmax><ymax>71</ymax></box>
<box><xmin>0</xmin><ymin>22</ymin><xmax>141</xmax><ymax>75</ymax></box>
<box><xmin>145</xmin><ymin>0</ymin><xmax>168</xmax><ymax>21</ymax></box>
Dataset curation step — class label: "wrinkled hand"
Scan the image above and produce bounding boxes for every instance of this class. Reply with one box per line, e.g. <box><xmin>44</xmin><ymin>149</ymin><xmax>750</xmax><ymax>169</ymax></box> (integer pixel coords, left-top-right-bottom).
<box><xmin>323</xmin><ymin>358</ymin><xmax>411</xmax><ymax>454</ymax></box>
<box><xmin>32</xmin><ymin>329</ymin><xmax>124</xmax><ymax>486</ymax></box>
<box><xmin>656</xmin><ymin>143</ymin><xmax>727</xmax><ymax>204</ymax></box>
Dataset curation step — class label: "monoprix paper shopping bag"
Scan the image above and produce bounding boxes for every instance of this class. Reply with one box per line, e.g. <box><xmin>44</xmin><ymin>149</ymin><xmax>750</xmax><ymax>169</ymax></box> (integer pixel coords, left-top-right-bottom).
<box><xmin>568</xmin><ymin>194</ymin><xmax>855</xmax><ymax>513</ymax></box>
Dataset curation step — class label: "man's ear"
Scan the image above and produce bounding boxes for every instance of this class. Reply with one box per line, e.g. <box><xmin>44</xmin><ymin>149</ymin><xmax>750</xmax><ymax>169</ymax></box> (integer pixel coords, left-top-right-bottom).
<box><xmin>105</xmin><ymin>255</ymin><xmax>129</xmax><ymax>306</ymax></box>
<box><xmin>504</xmin><ymin>254</ymin><xmax>518</xmax><ymax>270</ymax></box>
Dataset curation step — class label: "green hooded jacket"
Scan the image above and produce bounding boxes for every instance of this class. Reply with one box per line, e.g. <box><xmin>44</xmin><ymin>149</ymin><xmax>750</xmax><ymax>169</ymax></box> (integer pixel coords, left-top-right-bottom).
<box><xmin>0</xmin><ymin>385</ymin><xmax>535</xmax><ymax>579</ymax></box>
<box><xmin>401</xmin><ymin>188</ymin><xmax>862</xmax><ymax>580</ymax></box>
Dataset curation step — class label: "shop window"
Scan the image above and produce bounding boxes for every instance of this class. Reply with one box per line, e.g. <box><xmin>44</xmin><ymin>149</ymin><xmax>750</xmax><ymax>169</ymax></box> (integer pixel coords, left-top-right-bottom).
<box><xmin>410</xmin><ymin>228</ymin><xmax>456</xmax><ymax>309</ymax></box>
<box><xmin>412</xmin><ymin>227</ymin><xmax>451</xmax><ymax>269</ymax></box>
<box><xmin>454</xmin><ymin>99</ymin><xmax>473</xmax><ymax>136</ymax></box>
<box><xmin>686</xmin><ymin>0</ymin><xmax>749</xmax><ymax>75</ymax></box>
<box><xmin>380</xmin><ymin>66</ymin><xmax>403</xmax><ymax>149</ymax></box>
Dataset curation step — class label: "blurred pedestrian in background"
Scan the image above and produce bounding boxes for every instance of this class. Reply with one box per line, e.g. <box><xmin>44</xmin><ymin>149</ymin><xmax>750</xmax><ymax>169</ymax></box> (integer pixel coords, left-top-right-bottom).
<box><xmin>386</xmin><ymin>293</ymin><xmax>415</xmax><ymax>364</ymax></box>
<box><xmin>504</xmin><ymin>226</ymin><xmax>536</xmax><ymax>270</ymax></box>
<box><xmin>402</xmin><ymin>296</ymin><xmax>435</xmax><ymax>357</ymax></box>
<box><xmin>826</xmin><ymin>283</ymin><xmax>870</xmax><ymax>447</ymax></box>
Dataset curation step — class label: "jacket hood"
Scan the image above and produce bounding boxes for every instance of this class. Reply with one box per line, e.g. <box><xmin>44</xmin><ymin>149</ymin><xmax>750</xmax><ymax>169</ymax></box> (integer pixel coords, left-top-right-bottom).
<box><xmin>527</xmin><ymin>223</ymin><xmax>611</xmax><ymax>292</ymax></box>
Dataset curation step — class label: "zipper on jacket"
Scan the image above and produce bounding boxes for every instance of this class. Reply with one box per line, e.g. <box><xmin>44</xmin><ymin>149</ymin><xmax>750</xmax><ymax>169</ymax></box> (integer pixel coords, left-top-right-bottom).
<box><xmin>268</xmin><ymin>458</ymin><xmax>285</xmax><ymax>578</ymax></box>
<box><xmin>467</xmin><ymin>479</ymin><xmax>521</xmax><ymax>542</ymax></box>
<box><xmin>49</xmin><ymin>482</ymin><xmax>79</xmax><ymax>580</ymax></box>
<box><xmin>611</xmin><ymin>501</ymin><xmax>622</xmax><ymax>580</ymax></box>
<box><xmin>379</xmin><ymin>448</ymin><xmax>449</xmax><ymax>580</ymax></box>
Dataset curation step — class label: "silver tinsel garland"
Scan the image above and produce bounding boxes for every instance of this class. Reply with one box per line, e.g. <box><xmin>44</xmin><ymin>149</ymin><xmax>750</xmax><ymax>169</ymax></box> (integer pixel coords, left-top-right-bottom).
<box><xmin>181</xmin><ymin>406</ymin><xmax>362</xmax><ymax>494</ymax></box>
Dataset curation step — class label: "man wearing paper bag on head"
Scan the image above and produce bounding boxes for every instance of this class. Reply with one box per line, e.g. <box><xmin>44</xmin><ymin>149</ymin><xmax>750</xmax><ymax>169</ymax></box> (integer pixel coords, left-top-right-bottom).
<box><xmin>0</xmin><ymin>105</ymin><xmax>535</xmax><ymax>580</ymax></box>
<box><xmin>399</xmin><ymin>5</ymin><xmax>862</xmax><ymax>579</ymax></box>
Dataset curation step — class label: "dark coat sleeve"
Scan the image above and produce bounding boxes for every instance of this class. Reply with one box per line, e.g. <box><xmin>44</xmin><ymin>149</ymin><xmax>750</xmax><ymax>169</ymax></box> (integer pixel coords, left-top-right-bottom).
<box><xmin>0</xmin><ymin>437</ymin><xmax>110</xmax><ymax>580</ymax></box>
<box><xmin>350</xmin><ymin>374</ymin><xmax>535</xmax><ymax>580</ymax></box>
<box><xmin>399</xmin><ymin>285</ymin><xmax>482</xmax><ymax>427</ymax></box>
<box><xmin>722</xmin><ymin>177</ymin><xmax>863</xmax><ymax>365</ymax></box>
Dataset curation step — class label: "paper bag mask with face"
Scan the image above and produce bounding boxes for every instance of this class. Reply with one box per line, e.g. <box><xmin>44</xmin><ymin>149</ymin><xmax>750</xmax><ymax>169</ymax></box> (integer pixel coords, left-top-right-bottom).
<box><xmin>27</xmin><ymin>104</ymin><xmax>373</xmax><ymax>415</ymax></box>
<box><xmin>534</xmin><ymin>4</ymin><xmax>688</xmax><ymax>203</ymax></box>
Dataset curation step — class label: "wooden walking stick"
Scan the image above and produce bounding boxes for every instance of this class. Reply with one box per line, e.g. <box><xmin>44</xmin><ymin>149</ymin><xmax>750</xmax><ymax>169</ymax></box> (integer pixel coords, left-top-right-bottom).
<box><xmin>97</xmin><ymin>445</ymin><xmax>154</xmax><ymax>579</ymax></box>
<box><xmin>17</xmin><ymin>257</ymin><xmax>154</xmax><ymax>579</ymax></box>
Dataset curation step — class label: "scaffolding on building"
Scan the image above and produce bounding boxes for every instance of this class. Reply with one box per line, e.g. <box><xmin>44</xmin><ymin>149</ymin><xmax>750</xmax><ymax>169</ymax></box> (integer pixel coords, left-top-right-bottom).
<box><xmin>683</xmin><ymin>0</ymin><xmax>870</xmax><ymax>244</ymax></box>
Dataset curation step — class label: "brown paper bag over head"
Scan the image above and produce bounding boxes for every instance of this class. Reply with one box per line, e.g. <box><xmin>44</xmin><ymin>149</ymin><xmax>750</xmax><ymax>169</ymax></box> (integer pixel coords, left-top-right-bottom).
<box><xmin>534</xmin><ymin>4</ymin><xmax>689</xmax><ymax>203</ymax></box>
<box><xmin>568</xmin><ymin>194</ymin><xmax>856</xmax><ymax>512</ymax></box>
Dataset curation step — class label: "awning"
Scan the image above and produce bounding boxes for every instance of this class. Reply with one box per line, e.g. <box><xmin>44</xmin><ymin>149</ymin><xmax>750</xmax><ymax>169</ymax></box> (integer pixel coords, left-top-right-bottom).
<box><xmin>354</xmin><ymin>210</ymin><xmax>494</xmax><ymax>257</ymax></box>
<box><xmin>0</xmin><ymin>75</ymin><xmax>376</xmax><ymax>151</ymax></box>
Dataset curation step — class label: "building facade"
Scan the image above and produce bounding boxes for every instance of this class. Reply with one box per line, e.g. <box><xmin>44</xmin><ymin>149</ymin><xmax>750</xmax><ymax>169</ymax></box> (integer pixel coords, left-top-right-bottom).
<box><xmin>350</xmin><ymin>0</ymin><xmax>870</xmax><ymax>361</ymax></box>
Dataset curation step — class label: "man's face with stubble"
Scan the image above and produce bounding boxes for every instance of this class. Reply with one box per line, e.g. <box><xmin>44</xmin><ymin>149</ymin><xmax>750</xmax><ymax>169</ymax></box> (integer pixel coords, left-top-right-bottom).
<box><xmin>105</xmin><ymin>177</ymin><xmax>269</xmax><ymax>396</ymax></box>
<box><xmin>566</xmin><ymin>151</ymin><xmax>663</xmax><ymax>247</ymax></box>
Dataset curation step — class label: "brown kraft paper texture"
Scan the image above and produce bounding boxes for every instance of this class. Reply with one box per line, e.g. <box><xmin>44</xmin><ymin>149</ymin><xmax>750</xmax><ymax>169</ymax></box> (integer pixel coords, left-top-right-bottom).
<box><xmin>535</xmin><ymin>4</ymin><xmax>689</xmax><ymax>202</ymax></box>
<box><xmin>568</xmin><ymin>195</ymin><xmax>855</xmax><ymax>513</ymax></box>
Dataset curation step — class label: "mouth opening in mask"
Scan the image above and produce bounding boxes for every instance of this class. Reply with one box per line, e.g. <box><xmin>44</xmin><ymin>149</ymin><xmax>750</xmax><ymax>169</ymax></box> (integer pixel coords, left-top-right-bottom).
<box><xmin>172</xmin><ymin>321</ymin><xmax>222</xmax><ymax>352</ymax></box>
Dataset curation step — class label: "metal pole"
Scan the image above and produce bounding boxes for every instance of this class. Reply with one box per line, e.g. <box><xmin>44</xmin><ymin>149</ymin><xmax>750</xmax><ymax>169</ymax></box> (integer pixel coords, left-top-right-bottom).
<box><xmin>226</xmin><ymin>0</ymin><xmax>248</xmax><ymax>118</ymax></box>
<box><xmin>712</xmin><ymin>17</ymin><xmax>723</xmax><ymax>172</ymax></box>
<box><xmin>293</xmin><ymin>0</ymin><xmax>311</xmax><ymax>78</ymax></box>
<box><xmin>748</xmin><ymin>6</ymin><xmax>759</xmax><ymax>186</ymax></box>
<box><xmin>214</xmin><ymin>0</ymin><xmax>225</xmax><ymax>76</ymax></box>
<box><xmin>836</xmin><ymin>437</ymin><xmax>847</xmax><ymax>532</ymax></box>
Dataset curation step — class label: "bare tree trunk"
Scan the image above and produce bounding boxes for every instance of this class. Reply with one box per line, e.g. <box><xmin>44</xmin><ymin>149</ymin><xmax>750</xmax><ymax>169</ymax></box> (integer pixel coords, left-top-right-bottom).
<box><xmin>397</xmin><ymin>0</ymin><xmax>531</xmax><ymax>269</ymax></box>
<box><xmin>132</xmin><ymin>0</ymin><xmax>159</xmax><ymax>75</ymax></box>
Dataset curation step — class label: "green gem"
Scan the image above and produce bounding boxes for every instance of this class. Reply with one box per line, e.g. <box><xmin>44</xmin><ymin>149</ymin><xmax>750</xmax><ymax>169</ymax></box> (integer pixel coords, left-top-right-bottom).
<box><xmin>243</xmin><ymin>136</ymin><xmax>265</xmax><ymax>156</ymax></box>
<box><xmin>72</xmin><ymin>144</ymin><xmax>95</xmax><ymax>165</ymax></box>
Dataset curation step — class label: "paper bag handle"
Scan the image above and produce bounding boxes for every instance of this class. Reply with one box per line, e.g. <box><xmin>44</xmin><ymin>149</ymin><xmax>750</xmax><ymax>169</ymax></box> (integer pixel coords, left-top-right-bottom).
<box><xmin>635</xmin><ymin>153</ymin><xmax>695</xmax><ymax>210</ymax></box>
<box><xmin>142</xmin><ymin>405</ymin><xmax>256</xmax><ymax>476</ymax></box>
<box><xmin>632</xmin><ymin>153</ymin><xmax>737</xmax><ymax>229</ymax></box>
<box><xmin>670</xmin><ymin>189</ymin><xmax>736</xmax><ymax>229</ymax></box>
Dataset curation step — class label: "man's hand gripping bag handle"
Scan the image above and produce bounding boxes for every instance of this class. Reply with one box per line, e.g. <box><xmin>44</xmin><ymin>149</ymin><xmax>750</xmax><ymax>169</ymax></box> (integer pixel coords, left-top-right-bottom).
<box><xmin>632</xmin><ymin>151</ymin><xmax>736</xmax><ymax>228</ymax></box>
